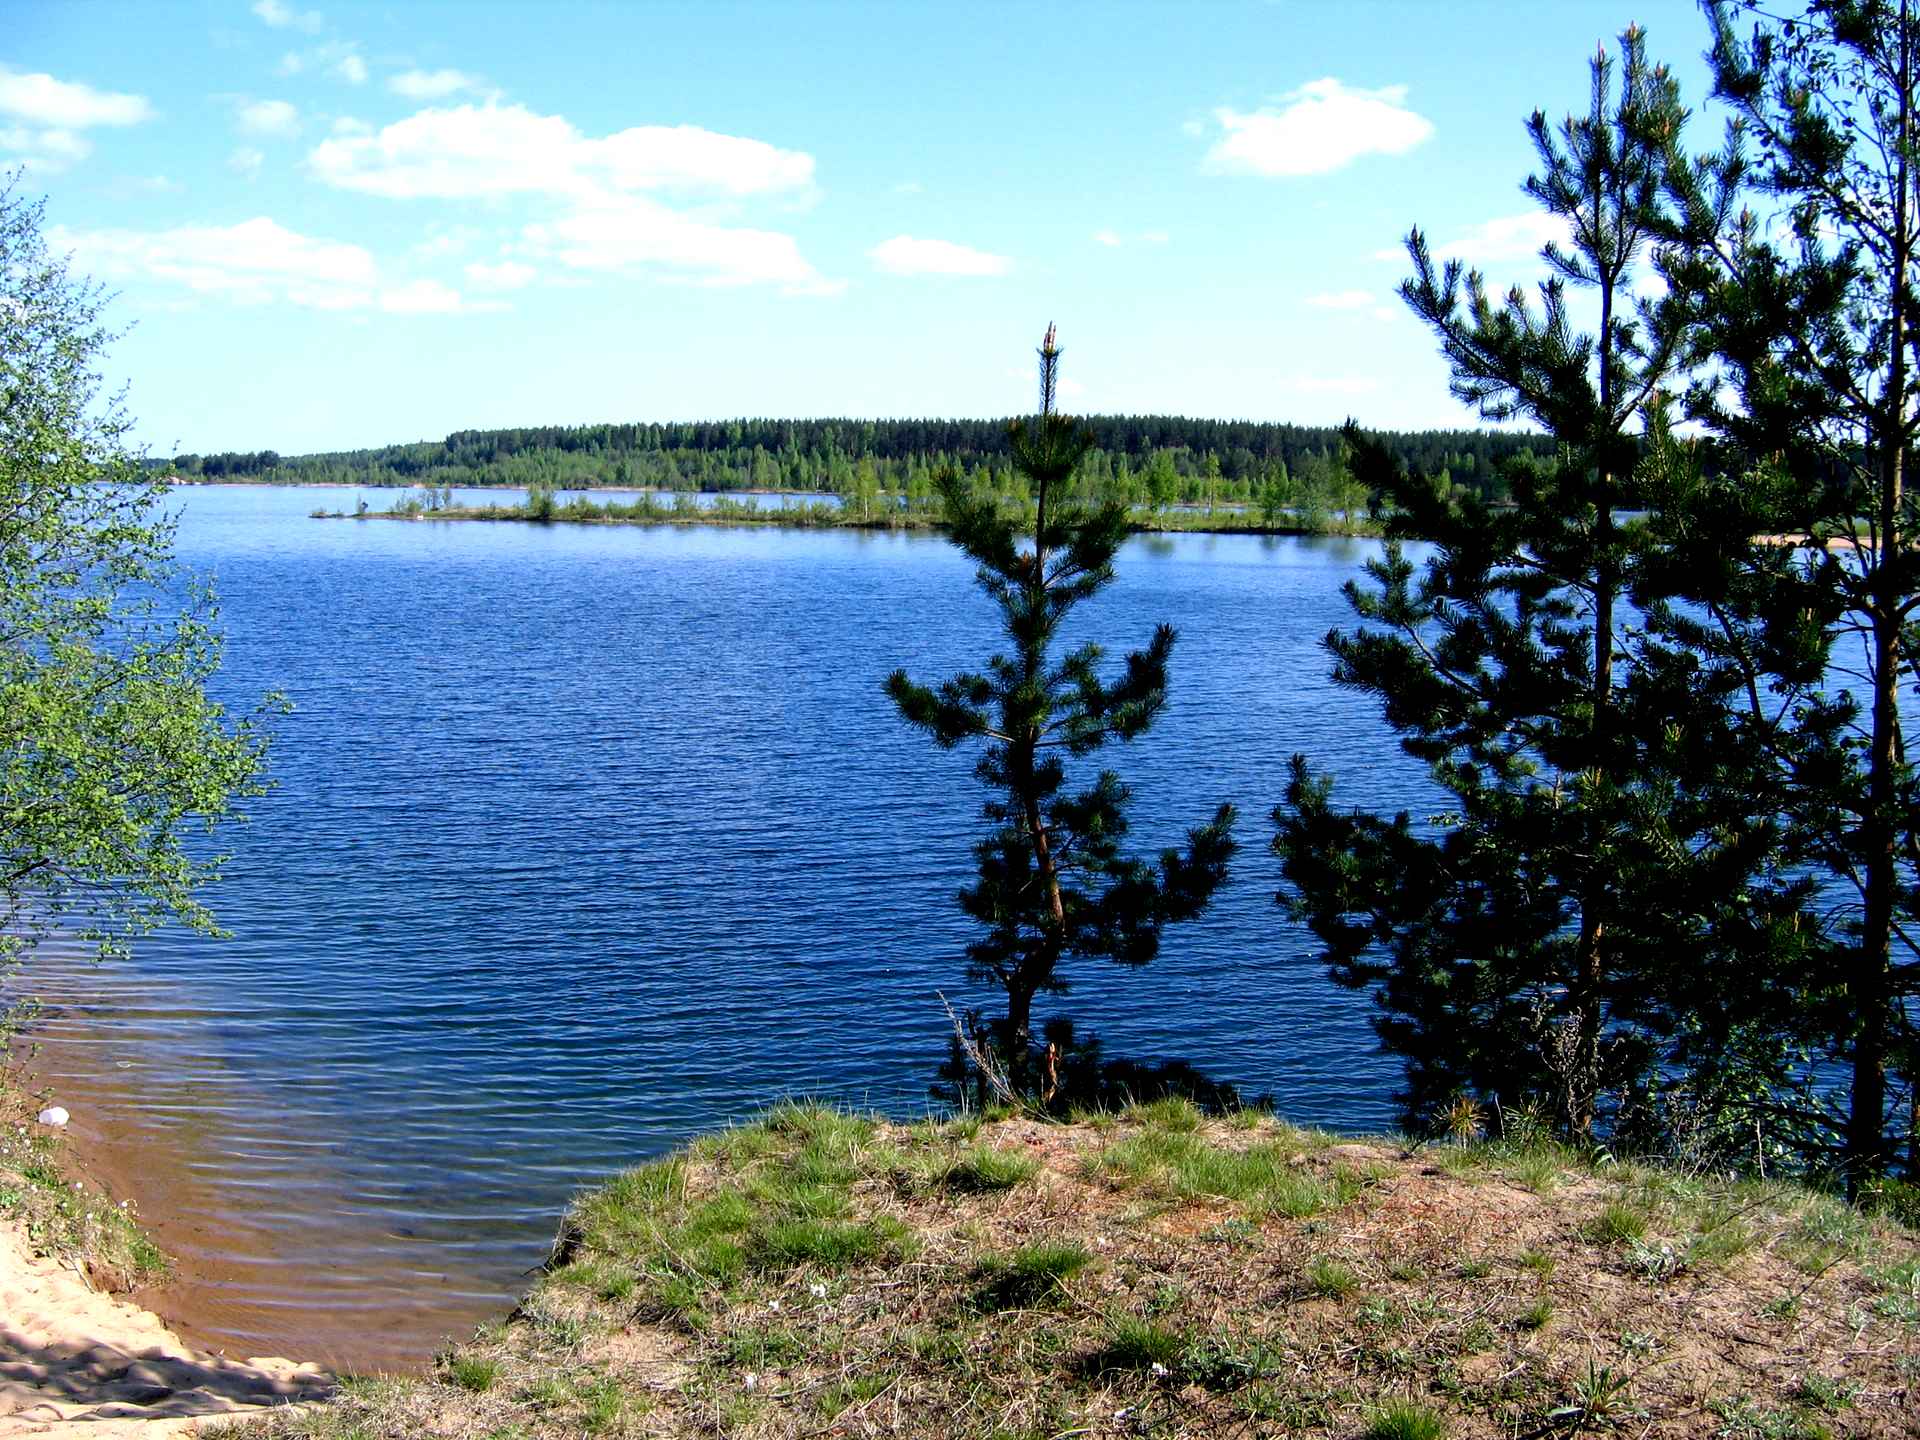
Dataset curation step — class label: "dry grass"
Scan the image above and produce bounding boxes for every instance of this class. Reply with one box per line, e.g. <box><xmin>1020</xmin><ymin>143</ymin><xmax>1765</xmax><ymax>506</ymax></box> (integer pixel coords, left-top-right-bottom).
<box><xmin>238</xmin><ymin>1103</ymin><xmax>1920</xmax><ymax>1439</ymax></box>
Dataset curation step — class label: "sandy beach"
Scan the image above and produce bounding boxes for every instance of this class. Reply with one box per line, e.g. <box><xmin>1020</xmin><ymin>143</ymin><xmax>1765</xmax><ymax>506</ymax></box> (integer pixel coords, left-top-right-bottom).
<box><xmin>0</xmin><ymin>1217</ymin><xmax>332</xmax><ymax>1436</ymax></box>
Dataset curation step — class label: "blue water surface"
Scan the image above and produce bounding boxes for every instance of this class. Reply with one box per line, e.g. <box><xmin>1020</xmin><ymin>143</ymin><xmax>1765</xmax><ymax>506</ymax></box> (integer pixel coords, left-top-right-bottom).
<box><xmin>17</xmin><ymin>485</ymin><xmax>1430</xmax><ymax>1367</ymax></box>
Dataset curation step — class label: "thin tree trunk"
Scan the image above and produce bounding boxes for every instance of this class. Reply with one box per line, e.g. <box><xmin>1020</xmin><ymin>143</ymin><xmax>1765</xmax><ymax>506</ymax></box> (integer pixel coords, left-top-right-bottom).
<box><xmin>1569</xmin><ymin>206</ymin><xmax>1619</xmax><ymax>1138</ymax></box>
<box><xmin>1849</xmin><ymin>1</ymin><xmax>1912</xmax><ymax>1195</ymax></box>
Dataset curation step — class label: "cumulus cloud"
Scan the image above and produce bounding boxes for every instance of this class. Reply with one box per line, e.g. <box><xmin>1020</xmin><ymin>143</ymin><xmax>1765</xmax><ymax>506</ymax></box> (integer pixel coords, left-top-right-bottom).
<box><xmin>1422</xmin><ymin>211</ymin><xmax>1573</xmax><ymax>266</ymax></box>
<box><xmin>51</xmin><ymin>216</ymin><xmax>498</xmax><ymax>315</ymax></box>
<box><xmin>331</xmin><ymin>53</ymin><xmax>368</xmax><ymax>85</ymax></box>
<box><xmin>1093</xmin><ymin>229</ymin><xmax>1122</xmax><ymax>247</ymax></box>
<box><xmin>0</xmin><ymin>66</ymin><xmax>152</xmax><ymax>170</ymax></box>
<box><xmin>235</xmin><ymin>98</ymin><xmax>299</xmax><ymax>137</ymax></box>
<box><xmin>307</xmin><ymin>104</ymin><xmax>832</xmax><ymax>292</ymax></box>
<box><xmin>868</xmin><ymin>235</ymin><xmax>1011</xmax><ymax>277</ymax></box>
<box><xmin>52</xmin><ymin>217</ymin><xmax>376</xmax><ymax>307</ymax></box>
<box><xmin>1141</xmin><ymin>230</ymin><xmax>1170</xmax><ymax>245</ymax></box>
<box><xmin>389</xmin><ymin>68</ymin><xmax>483</xmax><ymax>101</ymax></box>
<box><xmin>0</xmin><ymin>67</ymin><xmax>154</xmax><ymax>128</ymax></box>
<box><xmin>309</xmin><ymin>103</ymin><xmax>816</xmax><ymax>199</ymax></box>
<box><xmin>0</xmin><ymin>126</ymin><xmax>92</xmax><ymax>172</ymax></box>
<box><xmin>228</xmin><ymin>146</ymin><xmax>265</xmax><ymax>179</ymax></box>
<box><xmin>1205</xmin><ymin>79</ymin><xmax>1432</xmax><ymax>178</ymax></box>
<box><xmin>253</xmin><ymin>0</ymin><xmax>323</xmax><ymax>33</ymax></box>
<box><xmin>465</xmin><ymin>259</ymin><xmax>536</xmax><ymax>290</ymax></box>
<box><xmin>525</xmin><ymin>193</ymin><xmax>837</xmax><ymax>294</ymax></box>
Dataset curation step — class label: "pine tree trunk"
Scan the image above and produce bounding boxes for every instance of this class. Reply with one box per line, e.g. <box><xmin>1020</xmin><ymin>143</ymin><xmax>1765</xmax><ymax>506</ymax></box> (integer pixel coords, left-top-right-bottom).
<box><xmin>1005</xmin><ymin>972</ymin><xmax>1039</xmax><ymax>1095</ymax></box>
<box><xmin>1568</xmin><ymin>234</ymin><xmax>1620</xmax><ymax>1140</ymax></box>
<box><xmin>1848</xmin><ymin>2</ymin><xmax>1913</xmax><ymax>1196</ymax></box>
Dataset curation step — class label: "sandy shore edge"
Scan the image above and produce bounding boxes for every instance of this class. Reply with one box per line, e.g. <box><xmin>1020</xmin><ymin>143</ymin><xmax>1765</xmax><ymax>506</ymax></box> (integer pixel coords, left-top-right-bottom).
<box><xmin>0</xmin><ymin>1194</ymin><xmax>333</xmax><ymax>1437</ymax></box>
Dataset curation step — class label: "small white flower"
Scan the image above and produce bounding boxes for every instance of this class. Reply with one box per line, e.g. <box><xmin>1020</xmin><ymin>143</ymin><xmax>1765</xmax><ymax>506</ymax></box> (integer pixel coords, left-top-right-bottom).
<box><xmin>808</xmin><ymin>1282</ymin><xmax>827</xmax><ymax>1299</ymax></box>
<box><xmin>768</xmin><ymin>1299</ymin><xmax>781</xmax><ymax>1312</ymax></box>
<box><xmin>1150</xmin><ymin>1362</ymin><xmax>1170</xmax><ymax>1378</ymax></box>
<box><xmin>743</xmin><ymin>1372</ymin><xmax>759</xmax><ymax>1392</ymax></box>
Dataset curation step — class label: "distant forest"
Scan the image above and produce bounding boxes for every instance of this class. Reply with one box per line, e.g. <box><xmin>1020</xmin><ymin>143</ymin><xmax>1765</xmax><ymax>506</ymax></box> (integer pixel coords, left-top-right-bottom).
<box><xmin>164</xmin><ymin>417</ymin><xmax>1558</xmax><ymax>512</ymax></box>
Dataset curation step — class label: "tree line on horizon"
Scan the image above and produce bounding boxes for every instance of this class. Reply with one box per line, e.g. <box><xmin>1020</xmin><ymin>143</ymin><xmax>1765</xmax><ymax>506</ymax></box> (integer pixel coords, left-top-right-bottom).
<box><xmin>161</xmin><ymin>415</ymin><xmax>1558</xmax><ymax>520</ymax></box>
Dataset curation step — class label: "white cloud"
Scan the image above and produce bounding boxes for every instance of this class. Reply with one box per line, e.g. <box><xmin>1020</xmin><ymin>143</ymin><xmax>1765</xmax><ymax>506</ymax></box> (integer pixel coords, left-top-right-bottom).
<box><xmin>51</xmin><ymin>217</ymin><xmax>377</xmax><ymax>309</ymax></box>
<box><xmin>228</xmin><ymin>146</ymin><xmax>265</xmax><ymax>179</ymax></box>
<box><xmin>253</xmin><ymin>0</ymin><xmax>323</xmax><ymax>33</ymax></box>
<box><xmin>1429</xmin><ymin>211</ymin><xmax>1573</xmax><ymax>265</ymax></box>
<box><xmin>465</xmin><ymin>259</ymin><xmax>536</xmax><ymax>290</ymax></box>
<box><xmin>1140</xmin><ymin>230</ymin><xmax>1169</xmax><ymax>245</ymax></box>
<box><xmin>236</xmin><ymin>99</ymin><xmax>299</xmax><ymax>137</ymax></box>
<box><xmin>525</xmin><ymin>193</ymin><xmax>837</xmax><ymax>294</ymax></box>
<box><xmin>1205</xmin><ymin>79</ymin><xmax>1432</xmax><ymax>178</ymax></box>
<box><xmin>309</xmin><ymin>104</ymin><xmax>829</xmax><ymax>292</ymax></box>
<box><xmin>310</xmin><ymin>103</ymin><xmax>815</xmax><ymax>200</ymax></box>
<box><xmin>331</xmin><ymin>115</ymin><xmax>370</xmax><ymax>135</ymax></box>
<box><xmin>331</xmin><ymin>53</ymin><xmax>369</xmax><ymax>85</ymax></box>
<box><xmin>892</xmin><ymin>179</ymin><xmax>923</xmax><ymax>195</ymax></box>
<box><xmin>0</xmin><ymin>126</ymin><xmax>91</xmax><ymax>172</ymax></box>
<box><xmin>868</xmin><ymin>234</ymin><xmax>1011</xmax><ymax>277</ymax></box>
<box><xmin>51</xmin><ymin>216</ymin><xmax>502</xmax><ymax>316</ymax></box>
<box><xmin>0</xmin><ymin>66</ymin><xmax>154</xmax><ymax>128</ymax></box>
<box><xmin>1093</xmin><ymin>229</ymin><xmax>1122</xmax><ymax>247</ymax></box>
<box><xmin>389</xmin><ymin>68</ymin><xmax>483</xmax><ymax>101</ymax></box>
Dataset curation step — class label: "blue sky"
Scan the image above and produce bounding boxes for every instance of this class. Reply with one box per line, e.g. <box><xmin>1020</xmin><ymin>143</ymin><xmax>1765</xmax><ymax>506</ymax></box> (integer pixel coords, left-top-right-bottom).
<box><xmin>7</xmin><ymin>0</ymin><xmax>1717</xmax><ymax>456</ymax></box>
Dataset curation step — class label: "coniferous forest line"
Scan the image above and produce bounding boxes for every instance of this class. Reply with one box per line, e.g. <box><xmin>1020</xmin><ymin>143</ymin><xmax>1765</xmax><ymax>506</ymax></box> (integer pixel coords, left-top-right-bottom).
<box><xmin>163</xmin><ymin>415</ymin><xmax>1557</xmax><ymax>526</ymax></box>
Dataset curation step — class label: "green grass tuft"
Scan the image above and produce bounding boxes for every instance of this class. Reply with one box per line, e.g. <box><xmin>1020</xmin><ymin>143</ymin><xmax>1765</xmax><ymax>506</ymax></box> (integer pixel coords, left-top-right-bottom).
<box><xmin>974</xmin><ymin>1240</ymin><xmax>1093</xmax><ymax>1310</ymax></box>
<box><xmin>1365</xmin><ymin>1398</ymin><xmax>1448</xmax><ymax>1440</ymax></box>
<box><xmin>1303</xmin><ymin>1256</ymin><xmax>1360</xmax><ymax>1299</ymax></box>
<box><xmin>444</xmin><ymin>1354</ymin><xmax>500</xmax><ymax>1393</ymax></box>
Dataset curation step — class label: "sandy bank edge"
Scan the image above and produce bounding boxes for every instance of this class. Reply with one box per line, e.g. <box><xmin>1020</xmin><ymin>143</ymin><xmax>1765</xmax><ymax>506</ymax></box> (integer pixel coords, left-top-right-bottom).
<box><xmin>0</xmin><ymin>1189</ymin><xmax>333</xmax><ymax>1436</ymax></box>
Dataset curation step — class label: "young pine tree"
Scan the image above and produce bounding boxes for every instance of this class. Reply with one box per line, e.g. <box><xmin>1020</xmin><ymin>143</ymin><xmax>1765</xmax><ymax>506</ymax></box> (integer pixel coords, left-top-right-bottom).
<box><xmin>1656</xmin><ymin>0</ymin><xmax>1920</xmax><ymax>1187</ymax></box>
<box><xmin>887</xmin><ymin>326</ymin><xmax>1237</xmax><ymax>1093</ymax></box>
<box><xmin>1273</xmin><ymin>31</ymin><xmax>1795</xmax><ymax>1138</ymax></box>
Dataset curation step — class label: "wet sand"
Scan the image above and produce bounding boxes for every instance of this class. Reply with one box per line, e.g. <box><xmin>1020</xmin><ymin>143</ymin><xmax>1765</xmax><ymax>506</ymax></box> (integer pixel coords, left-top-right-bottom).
<box><xmin>12</xmin><ymin>1003</ymin><xmax>501</xmax><ymax>1377</ymax></box>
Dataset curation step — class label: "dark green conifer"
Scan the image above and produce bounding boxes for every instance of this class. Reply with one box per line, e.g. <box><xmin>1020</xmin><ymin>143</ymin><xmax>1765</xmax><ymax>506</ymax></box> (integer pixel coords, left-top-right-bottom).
<box><xmin>887</xmin><ymin>326</ymin><xmax>1236</xmax><ymax>1093</ymax></box>
<box><xmin>1656</xmin><ymin>0</ymin><xmax>1920</xmax><ymax>1187</ymax></box>
<box><xmin>1273</xmin><ymin>31</ymin><xmax>1798</xmax><ymax>1139</ymax></box>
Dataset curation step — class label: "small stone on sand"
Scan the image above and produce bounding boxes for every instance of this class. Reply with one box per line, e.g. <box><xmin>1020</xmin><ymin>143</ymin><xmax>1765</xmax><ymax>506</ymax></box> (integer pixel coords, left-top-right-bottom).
<box><xmin>35</xmin><ymin>1106</ymin><xmax>69</xmax><ymax>1127</ymax></box>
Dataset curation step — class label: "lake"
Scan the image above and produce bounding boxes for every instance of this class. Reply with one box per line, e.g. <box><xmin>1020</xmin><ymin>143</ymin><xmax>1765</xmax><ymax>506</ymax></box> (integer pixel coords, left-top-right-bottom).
<box><xmin>11</xmin><ymin>484</ymin><xmax>1431</xmax><ymax>1371</ymax></box>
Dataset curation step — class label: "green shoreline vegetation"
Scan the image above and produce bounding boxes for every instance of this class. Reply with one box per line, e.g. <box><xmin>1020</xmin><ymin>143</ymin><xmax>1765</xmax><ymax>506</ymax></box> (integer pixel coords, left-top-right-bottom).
<box><xmin>307</xmin><ymin>476</ymin><xmax>1390</xmax><ymax>537</ymax></box>
<box><xmin>0</xmin><ymin>1044</ymin><xmax>166</xmax><ymax>1288</ymax></box>
<box><xmin>306</xmin><ymin>483</ymin><xmax>1387</xmax><ymax>538</ymax></box>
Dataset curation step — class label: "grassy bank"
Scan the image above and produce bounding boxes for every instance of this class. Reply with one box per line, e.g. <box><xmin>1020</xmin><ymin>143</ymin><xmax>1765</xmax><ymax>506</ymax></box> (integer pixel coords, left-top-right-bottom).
<box><xmin>246</xmin><ymin>1101</ymin><xmax>1917</xmax><ymax>1439</ymax></box>
<box><xmin>0</xmin><ymin>1043</ymin><xmax>167</xmax><ymax>1289</ymax></box>
<box><xmin>308</xmin><ymin>494</ymin><xmax>1382</xmax><ymax>540</ymax></box>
